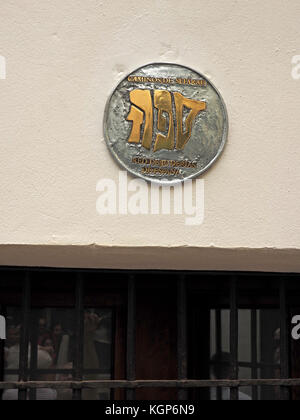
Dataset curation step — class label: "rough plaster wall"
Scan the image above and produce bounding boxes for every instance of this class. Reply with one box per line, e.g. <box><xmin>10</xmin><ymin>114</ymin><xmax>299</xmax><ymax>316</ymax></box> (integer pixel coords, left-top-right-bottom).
<box><xmin>0</xmin><ymin>0</ymin><xmax>299</xmax><ymax>269</ymax></box>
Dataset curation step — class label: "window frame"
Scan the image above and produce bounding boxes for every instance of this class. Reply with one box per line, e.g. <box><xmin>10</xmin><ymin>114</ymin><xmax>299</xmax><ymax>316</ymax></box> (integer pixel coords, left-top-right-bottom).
<box><xmin>0</xmin><ymin>267</ymin><xmax>299</xmax><ymax>401</ymax></box>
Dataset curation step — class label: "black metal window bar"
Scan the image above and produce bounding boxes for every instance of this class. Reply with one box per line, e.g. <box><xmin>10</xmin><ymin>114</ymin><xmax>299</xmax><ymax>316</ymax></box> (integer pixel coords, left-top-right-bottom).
<box><xmin>0</xmin><ymin>268</ymin><xmax>300</xmax><ymax>401</ymax></box>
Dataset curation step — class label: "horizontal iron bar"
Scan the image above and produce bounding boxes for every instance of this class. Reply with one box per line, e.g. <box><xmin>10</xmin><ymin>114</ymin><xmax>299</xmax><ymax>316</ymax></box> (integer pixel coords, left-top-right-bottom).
<box><xmin>1</xmin><ymin>379</ymin><xmax>300</xmax><ymax>390</ymax></box>
<box><xmin>0</xmin><ymin>265</ymin><xmax>297</xmax><ymax>278</ymax></box>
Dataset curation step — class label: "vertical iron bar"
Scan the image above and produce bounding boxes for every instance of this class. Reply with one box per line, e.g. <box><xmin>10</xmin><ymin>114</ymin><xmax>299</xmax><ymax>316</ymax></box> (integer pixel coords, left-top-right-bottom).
<box><xmin>216</xmin><ymin>310</ymin><xmax>222</xmax><ymax>355</ymax></box>
<box><xmin>216</xmin><ymin>310</ymin><xmax>222</xmax><ymax>400</ymax></box>
<box><xmin>126</xmin><ymin>275</ymin><xmax>136</xmax><ymax>400</ymax></box>
<box><xmin>230</xmin><ymin>276</ymin><xmax>239</xmax><ymax>400</ymax></box>
<box><xmin>110</xmin><ymin>309</ymin><xmax>117</xmax><ymax>400</ymax></box>
<box><xmin>29</xmin><ymin>312</ymin><xmax>38</xmax><ymax>401</ymax></box>
<box><xmin>0</xmin><ymin>304</ymin><xmax>5</xmax><ymax>390</ymax></box>
<box><xmin>178</xmin><ymin>276</ymin><xmax>188</xmax><ymax>400</ymax></box>
<box><xmin>18</xmin><ymin>273</ymin><xmax>31</xmax><ymax>400</ymax></box>
<box><xmin>251</xmin><ymin>310</ymin><xmax>258</xmax><ymax>400</ymax></box>
<box><xmin>280</xmin><ymin>278</ymin><xmax>290</xmax><ymax>400</ymax></box>
<box><xmin>73</xmin><ymin>274</ymin><xmax>84</xmax><ymax>400</ymax></box>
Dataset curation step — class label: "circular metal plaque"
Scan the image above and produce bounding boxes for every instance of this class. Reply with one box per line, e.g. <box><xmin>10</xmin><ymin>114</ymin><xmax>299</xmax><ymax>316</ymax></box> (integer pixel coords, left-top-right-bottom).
<box><xmin>104</xmin><ymin>63</ymin><xmax>228</xmax><ymax>184</ymax></box>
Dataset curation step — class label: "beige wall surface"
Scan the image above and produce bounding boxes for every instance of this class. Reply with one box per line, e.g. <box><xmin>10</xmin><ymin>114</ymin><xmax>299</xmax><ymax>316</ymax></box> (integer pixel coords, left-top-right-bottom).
<box><xmin>0</xmin><ymin>0</ymin><xmax>300</xmax><ymax>271</ymax></box>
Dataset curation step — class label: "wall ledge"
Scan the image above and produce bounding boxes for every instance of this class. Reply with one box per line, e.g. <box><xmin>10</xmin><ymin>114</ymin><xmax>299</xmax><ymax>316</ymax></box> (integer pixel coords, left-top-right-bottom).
<box><xmin>0</xmin><ymin>245</ymin><xmax>299</xmax><ymax>273</ymax></box>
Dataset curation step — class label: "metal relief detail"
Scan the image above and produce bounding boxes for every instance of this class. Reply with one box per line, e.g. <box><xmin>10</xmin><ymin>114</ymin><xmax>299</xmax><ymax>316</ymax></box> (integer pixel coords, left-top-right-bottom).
<box><xmin>104</xmin><ymin>63</ymin><xmax>228</xmax><ymax>184</ymax></box>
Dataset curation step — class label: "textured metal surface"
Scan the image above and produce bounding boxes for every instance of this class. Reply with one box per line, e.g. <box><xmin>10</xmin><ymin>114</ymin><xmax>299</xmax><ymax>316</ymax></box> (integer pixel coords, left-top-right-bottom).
<box><xmin>104</xmin><ymin>63</ymin><xmax>228</xmax><ymax>184</ymax></box>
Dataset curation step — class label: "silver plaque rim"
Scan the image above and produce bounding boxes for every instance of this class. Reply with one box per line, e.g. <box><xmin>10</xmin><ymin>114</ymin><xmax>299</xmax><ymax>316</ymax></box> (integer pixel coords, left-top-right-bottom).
<box><xmin>103</xmin><ymin>62</ymin><xmax>229</xmax><ymax>185</ymax></box>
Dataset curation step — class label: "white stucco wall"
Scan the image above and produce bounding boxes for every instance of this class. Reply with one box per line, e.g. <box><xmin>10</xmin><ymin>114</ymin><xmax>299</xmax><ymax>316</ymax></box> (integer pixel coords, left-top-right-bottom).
<box><xmin>0</xmin><ymin>0</ymin><xmax>299</xmax><ymax>271</ymax></box>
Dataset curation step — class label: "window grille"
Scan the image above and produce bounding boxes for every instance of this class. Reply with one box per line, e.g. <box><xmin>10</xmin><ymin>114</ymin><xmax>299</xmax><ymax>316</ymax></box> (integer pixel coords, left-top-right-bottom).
<box><xmin>0</xmin><ymin>268</ymin><xmax>299</xmax><ymax>401</ymax></box>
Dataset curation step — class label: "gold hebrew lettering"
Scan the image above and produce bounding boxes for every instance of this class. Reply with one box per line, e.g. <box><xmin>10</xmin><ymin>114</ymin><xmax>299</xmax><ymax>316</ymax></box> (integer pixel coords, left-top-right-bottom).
<box><xmin>127</xmin><ymin>105</ymin><xmax>144</xmax><ymax>144</ymax></box>
<box><xmin>174</xmin><ymin>93</ymin><xmax>206</xmax><ymax>150</ymax></box>
<box><xmin>153</xmin><ymin>90</ymin><xmax>175</xmax><ymax>152</ymax></box>
<box><xmin>127</xmin><ymin>89</ymin><xmax>153</xmax><ymax>150</ymax></box>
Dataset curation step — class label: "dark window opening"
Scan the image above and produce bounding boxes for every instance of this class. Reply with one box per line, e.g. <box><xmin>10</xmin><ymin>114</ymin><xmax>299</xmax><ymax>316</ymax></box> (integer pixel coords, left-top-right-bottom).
<box><xmin>0</xmin><ymin>268</ymin><xmax>299</xmax><ymax>400</ymax></box>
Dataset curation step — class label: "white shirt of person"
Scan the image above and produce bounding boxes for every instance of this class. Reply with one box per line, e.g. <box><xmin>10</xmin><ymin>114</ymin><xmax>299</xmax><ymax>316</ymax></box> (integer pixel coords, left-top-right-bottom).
<box><xmin>211</xmin><ymin>387</ymin><xmax>252</xmax><ymax>400</ymax></box>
